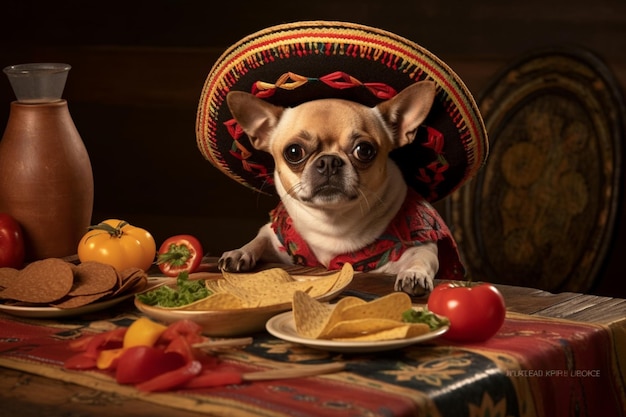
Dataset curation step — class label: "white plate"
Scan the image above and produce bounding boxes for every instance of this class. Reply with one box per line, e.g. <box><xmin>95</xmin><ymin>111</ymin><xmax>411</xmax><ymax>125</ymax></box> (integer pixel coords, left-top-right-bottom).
<box><xmin>0</xmin><ymin>293</ymin><xmax>135</xmax><ymax>319</ymax></box>
<box><xmin>266</xmin><ymin>311</ymin><xmax>449</xmax><ymax>353</ymax></box>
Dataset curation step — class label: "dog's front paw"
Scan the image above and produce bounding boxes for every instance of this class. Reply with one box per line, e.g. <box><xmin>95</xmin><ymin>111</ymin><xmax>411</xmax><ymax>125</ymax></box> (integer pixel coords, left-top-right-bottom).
<box><xmin>394</xmin><ymin>270</ymin><xmax>435</xmax><ymax>296</ymax></box>
<box><xmin>218</xmin><ymin>250</ymin><xmax>257</xmax><ymax>272</ymax></box>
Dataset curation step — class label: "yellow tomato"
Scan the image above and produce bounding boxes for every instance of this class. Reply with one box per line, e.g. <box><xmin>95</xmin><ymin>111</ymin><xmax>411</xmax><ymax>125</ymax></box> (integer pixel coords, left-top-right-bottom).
<box><xmin>77</xmin><ymin>219</ymin><xmax>156</xmax><ymax>271</ymax></box>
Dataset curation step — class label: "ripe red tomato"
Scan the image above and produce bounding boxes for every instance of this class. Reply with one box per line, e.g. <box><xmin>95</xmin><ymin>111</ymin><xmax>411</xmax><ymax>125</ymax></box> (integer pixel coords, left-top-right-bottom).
<box><xmin>156</xmin><ymin>235</ymin><xmax>204</xmax><ymax>277</ymax></box>
<box><xmin>427</xmin><ymin>282</ymin><xmax>506</xmax><ymax>343</ymax></box>
<box><xmin>0</xmin><ymin>213</ymin><xmax>25</xmax><ymax>269</ymax></box>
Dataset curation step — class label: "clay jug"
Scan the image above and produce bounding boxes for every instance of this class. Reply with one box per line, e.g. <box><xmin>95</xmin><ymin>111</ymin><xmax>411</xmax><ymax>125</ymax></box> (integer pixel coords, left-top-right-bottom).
<box><xmin>0</xmin><ymin>63</ymin><xmax>94</xmax><ymax>261</ymax></box>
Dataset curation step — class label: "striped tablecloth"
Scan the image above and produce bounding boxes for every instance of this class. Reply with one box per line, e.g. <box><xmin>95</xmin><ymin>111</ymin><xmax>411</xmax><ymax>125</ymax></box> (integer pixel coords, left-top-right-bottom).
<box><xmin>0</xmin><ymin>303</ymin><xmax>624</xmax><ymax>417</ymax></box>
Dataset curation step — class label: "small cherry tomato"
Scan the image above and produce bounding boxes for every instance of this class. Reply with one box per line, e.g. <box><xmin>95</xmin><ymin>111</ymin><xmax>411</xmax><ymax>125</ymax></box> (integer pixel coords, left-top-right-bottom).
<box><xmin>427</xmin><ymin>282</ymin><xmax>506</xmax><ymax>343</ymax></box>
<box><xmin>156</xmin><ymin>234</ymin><xmax>204</xmax><ymax>277</ymax></box>
<box><xmin>0</xmin><ymin>213</ymin><xmax>25</xmax><ymax>269</ymax></box>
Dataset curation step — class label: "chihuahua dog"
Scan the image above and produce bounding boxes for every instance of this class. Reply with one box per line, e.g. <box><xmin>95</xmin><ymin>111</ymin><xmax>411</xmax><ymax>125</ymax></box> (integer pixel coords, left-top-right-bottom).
<box><xmin>218</xmin><ymin>81</ymin><xmax>448</xmax><ymax>295</ymax></box>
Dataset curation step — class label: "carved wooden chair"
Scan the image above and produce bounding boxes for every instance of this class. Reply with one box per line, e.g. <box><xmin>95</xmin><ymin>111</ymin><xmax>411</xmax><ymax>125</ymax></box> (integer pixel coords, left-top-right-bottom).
<box><xmin>444</xmin><ymin>47</ymin><xmax>625</xmax><ymax>293</ymax></box>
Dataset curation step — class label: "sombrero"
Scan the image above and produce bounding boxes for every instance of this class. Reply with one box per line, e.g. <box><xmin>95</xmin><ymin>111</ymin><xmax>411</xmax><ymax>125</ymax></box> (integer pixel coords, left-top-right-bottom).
<box><xmin>196</xmin><ymin>20</ymin><xmax>488</xmax><ymax>202</ymax></box>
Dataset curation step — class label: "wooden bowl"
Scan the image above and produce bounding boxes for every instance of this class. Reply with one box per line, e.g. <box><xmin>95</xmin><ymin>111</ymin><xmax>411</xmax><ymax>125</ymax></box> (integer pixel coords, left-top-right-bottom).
<box><xmin>134</xmin><ymin>273</ymin><xmax>352</xmax><ymax>337</ymax></box>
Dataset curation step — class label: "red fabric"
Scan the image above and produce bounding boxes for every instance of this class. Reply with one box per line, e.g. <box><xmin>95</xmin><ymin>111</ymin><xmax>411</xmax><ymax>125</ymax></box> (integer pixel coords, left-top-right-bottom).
<box><xmin>270</xmin><ymin>187</ymin><xmax>465</xmax><ymax>279</ymax></box>
<box><xmin>0</xmin><ymin>312</ymin><xmax>624</xmax><ymax>416</ymax></box>
<box><xmin>458</xmin><ymin>314</ymin><xmax>626</xmax><ymax>417</ymax></box>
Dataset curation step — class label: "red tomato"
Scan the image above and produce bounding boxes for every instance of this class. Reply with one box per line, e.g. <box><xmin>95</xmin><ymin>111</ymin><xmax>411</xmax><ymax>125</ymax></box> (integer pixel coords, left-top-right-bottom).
<box><xmin>0</xmin><ymin>213</ymin><xmax>25</xmax><ymax>269</ymax></box>
<box><xmin>427</xmin><ymin>282</ymin><xmax>506</xmax><ymax>343</ymax></box>
<box><xmin>156</xmin><ymin>234</ymin><xmax>204</xmax><ymax>277</ymax></box>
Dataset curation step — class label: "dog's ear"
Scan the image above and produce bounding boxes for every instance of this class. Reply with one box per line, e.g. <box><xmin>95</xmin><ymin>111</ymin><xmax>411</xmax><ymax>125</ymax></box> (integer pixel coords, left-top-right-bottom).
<box><xmin>226</xmin><ymin>91</ymin><xmax>284</xmax><ymax>151</ymax></box>
<box><xmin>376</xmin><ymin>81</ymin><xmax>436</xmax><ymax>148</ymax></box>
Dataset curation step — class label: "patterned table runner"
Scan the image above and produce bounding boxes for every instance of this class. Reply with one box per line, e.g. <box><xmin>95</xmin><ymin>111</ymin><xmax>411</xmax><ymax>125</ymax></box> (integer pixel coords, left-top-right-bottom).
<box><xmin>0</xmin><ymin>303</ymin><xmax>624</xmax><ymax>417</ymax></box>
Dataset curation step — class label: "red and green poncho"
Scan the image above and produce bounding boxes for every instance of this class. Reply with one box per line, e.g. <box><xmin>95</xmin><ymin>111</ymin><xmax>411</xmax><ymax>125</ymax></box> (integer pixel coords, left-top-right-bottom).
<box><xmin>270</xmin><ymin>188</ymin><xmax>465</xmax><ymax>280</ymax></box>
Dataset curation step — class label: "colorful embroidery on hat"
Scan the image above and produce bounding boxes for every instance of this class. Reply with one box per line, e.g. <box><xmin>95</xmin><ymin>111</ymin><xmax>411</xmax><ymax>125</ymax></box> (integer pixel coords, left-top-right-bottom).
<box><xmin>223</xmin><ymin>70</ymin><xmax>452</xmax><ymax>196</ymax></box>
<box><xmin>196</xmin><ymin>21</ymin><xmax>488</xmax><ymax>200</ymax></box>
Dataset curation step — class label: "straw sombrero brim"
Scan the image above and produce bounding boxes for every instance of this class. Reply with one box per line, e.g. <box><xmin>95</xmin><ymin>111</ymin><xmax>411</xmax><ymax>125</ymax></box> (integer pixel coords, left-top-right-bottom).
<box><xmin>196</xmin><ymin>20</ymin><xmax>488</xmax><ymax>202</ymax></box>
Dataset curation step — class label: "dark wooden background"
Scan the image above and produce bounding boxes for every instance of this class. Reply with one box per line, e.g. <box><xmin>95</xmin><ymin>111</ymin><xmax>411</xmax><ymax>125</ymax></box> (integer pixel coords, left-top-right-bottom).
<box><xmin>1</xmin><ymin>0</ymin><xmax>625</xmax><ymax>297</ymax></box>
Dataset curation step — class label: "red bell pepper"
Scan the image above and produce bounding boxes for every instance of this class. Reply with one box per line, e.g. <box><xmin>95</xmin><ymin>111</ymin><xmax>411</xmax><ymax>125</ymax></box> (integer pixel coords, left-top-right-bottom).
<box><xmin>136</xmin><ymin>360</ymin><xmax>203</xmax><ymax>392</ymax></box>
<box><xmin>159</xmin><ymin>318</ymin><xmax>205</xmax><ymax>346</ymax></box>
<box><xmin>65</xmin><ymin>327</ymin><xmax>127</xmax><ymax>370</ymax></box>
<box><xmin>115</xmin><ymin>345</ymin><xmax>186</xmax><ymax>384</ymax></box>
<box><xmin>182</xmin><ymin>368</ymin><xmax>243</xmax><ymax>389</ymax></box>
<box><xmin>156</xmin><ymin>235</ymin><xmax>204</xmax><ymax>277</ymax></box>
<box><xmin>63</xmin><ymin>318</ymin><xmax>244</xmax><ymax>392</ymax></box>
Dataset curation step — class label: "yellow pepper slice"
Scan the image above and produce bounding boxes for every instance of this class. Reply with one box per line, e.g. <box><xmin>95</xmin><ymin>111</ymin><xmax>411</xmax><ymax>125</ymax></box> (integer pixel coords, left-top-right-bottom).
<box><xmin>96</xmin><ymin>348</ymin><xmax>124</xmax><ymax>370</ymax></box>
<box><xmin>123</xmin><ymin>317</ymin><xmax>168</xmax><ymax>348</ymax></box>
<box><xmin>96</xmin><ymin>317</ymin><xmax>168</xmax><ymax>370</ymax></box>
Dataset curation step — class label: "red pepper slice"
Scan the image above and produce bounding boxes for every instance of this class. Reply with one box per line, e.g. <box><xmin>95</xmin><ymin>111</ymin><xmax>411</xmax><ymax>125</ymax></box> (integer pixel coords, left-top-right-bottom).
<box><xmin>136</xmin><ymin>360</ymin><xmax>203</xmax><ymax>392</ymax></box>
<box><xmin>115</xmin><ymin>345</ymin><xmax>186</xmax><ymax>384</ymax></box>
<box><xmin>163</xmin><ymin>332</ymin><xmax>196</xmax><ymax>363</ymax></box>
<box><xmin>67</xmin><ymin>327</ymin><xmax>126</xmax><ymax>357</ymax></box>
<box><xmin>64</xmin><ymin>327</ymin><xmax>127</xmax><ymax>370</ymax></box>
<box><xmin>159</xmin><ymin>319</ymin><xmax>205</xmax><ymax>346</ymax></box>
<box><xmin>64</xmin><ymin>353</ymin><xmax>98</xmax><ymax>370</ymax></box>
<box><xmin>63</xmin><ymin>319</ymin><xmax>225</xmax><ymax>392</ymax></box>
<box><xmin>182</xmin><ymin>369</ymin><xmax>243</xmax><ymax>389</ymax></box>
<box><xmin>156</xmin><ymin>235</ymin><xmax>204</xmax><ymax>277</ymax></box>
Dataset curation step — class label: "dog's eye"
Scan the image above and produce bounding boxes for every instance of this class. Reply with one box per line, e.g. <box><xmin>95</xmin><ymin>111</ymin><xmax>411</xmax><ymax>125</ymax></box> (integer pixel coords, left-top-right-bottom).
<box><xmin>353</xmin><ymin>142</ymin><xmax>377</xmax><ymax>162</ymax></box>
<box><xmin>283</xmin><ymin>144</ymin><xmax>307</xmax><ymax>164</ymax></box>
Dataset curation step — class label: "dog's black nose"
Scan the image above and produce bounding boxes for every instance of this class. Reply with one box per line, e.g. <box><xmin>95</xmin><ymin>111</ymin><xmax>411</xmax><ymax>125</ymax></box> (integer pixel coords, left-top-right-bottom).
<box><xmin>315</xmin><ymin>155</ymin><xmax>344</xmax><ymax>176</ymax></box>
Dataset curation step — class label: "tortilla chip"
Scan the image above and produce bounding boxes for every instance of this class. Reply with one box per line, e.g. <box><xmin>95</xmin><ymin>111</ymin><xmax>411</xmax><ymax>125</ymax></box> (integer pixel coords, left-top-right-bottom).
<box><xmin>148</xmin><ymin>263</ymin><xmax>354</xmax><ymax>312</ymax></box>
<box><xmin>218</xmin><ymin>263</ymin><xmax>353</xmax><ymax>308</ymax></box>
<box><xmin>292</xmin><ymin>290</ymin><xmax>336</xmax><ymax>339</ymax></box>
<box><xmin>326</xmin><ymin>263</ymin><xmax>354</xmax><ymax>292</ymax></box>
<box><xmin>292</xmin><ymin>290</ymin><xmax>429</xmax><ymax>342</ymax></box>
<box><xmin>177</xmin><ymin>292</ymin><xmax>246</xmax><ymax>310</ymax></box>
<box><xmin>321</xmin><ymin>318</ymin><xmax>412</xmax><ymax>339</ymax></box>
<box><xmin>221</xmin><ymin>268</ymin><xmax>304</xmax><ymax>307</ymax></box>
<box><xmin>216</xmin><ymin>280</ymin><xmax>262</xmax><ymax>307</ymax></box>
<box><xmin>222</xmin><ymin>268</ymin><xmax>294</xmax><ymax>287</ymax></box>
<box><xmin>331</xmin><ymin>323</ymin><xmax>431</xmax><ymax>341</ymax></box>
<box><xmin>292</xmin><ymin>291</ymin><xmax>365</xmax><ymax>339</ymax></box>
<box><xmin>339</xmin><ymin>292</ymin><xmax>412</xmax><ymax>321</ymax></box>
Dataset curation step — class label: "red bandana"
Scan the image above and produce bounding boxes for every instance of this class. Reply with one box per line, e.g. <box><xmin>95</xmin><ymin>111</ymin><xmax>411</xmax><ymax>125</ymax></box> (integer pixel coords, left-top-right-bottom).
<box><xmin>270</xmin><ymin>188</ymin><xmax>465</xmax><ymax>280</ymax></box>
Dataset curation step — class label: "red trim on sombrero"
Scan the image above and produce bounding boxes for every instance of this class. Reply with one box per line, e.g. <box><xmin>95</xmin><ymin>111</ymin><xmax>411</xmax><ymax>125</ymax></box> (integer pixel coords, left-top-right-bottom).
<box><xmin>200</xmin><ymin>29</ymin><xmax>483</xmax><ymax>146</ymax></box>
<box><xmin>196</xmin><ymin>21</ymin><xmax>488</xmax><ymax>199</ymax></box>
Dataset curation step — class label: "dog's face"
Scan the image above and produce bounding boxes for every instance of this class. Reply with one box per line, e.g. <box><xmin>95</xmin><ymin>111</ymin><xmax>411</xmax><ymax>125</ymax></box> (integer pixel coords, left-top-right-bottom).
<box><xmin>226</xmin><ymin>81</ymin><xmax>436</xmax><ymax>207</ymax></box>
<box><xmin>260</xmin><ymin>99</ymin><xmax>392</xmax><ymax>205</ymax></box>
